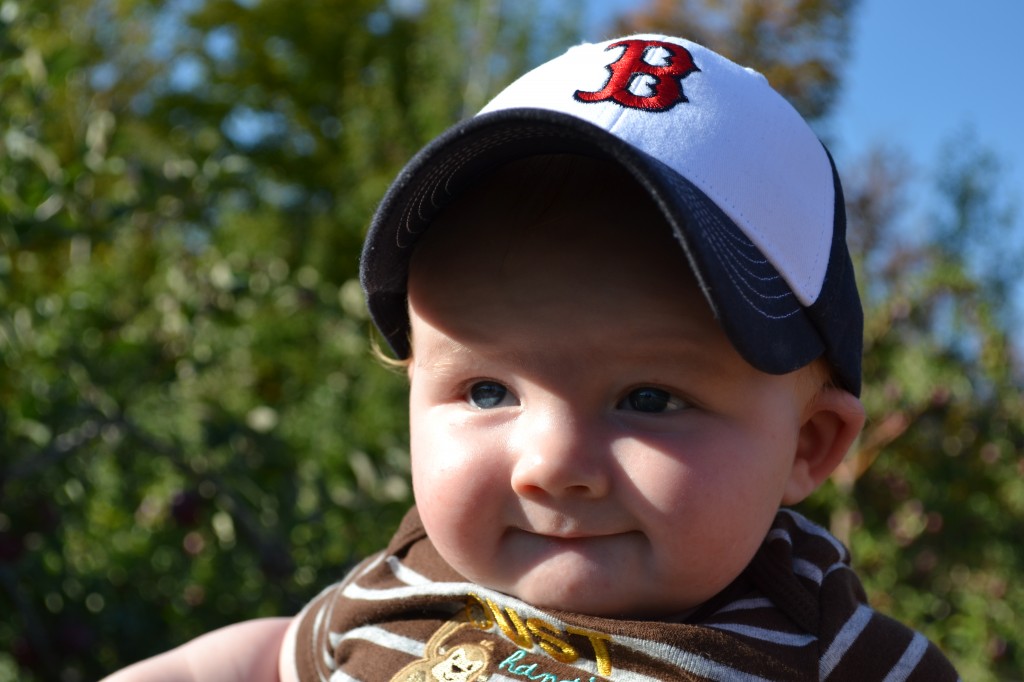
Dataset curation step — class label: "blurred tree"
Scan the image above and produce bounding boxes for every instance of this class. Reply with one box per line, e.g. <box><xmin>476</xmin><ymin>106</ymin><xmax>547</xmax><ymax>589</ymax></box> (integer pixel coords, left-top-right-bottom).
<box><xmin>614</xmin><ymin>0</ymin><xmax>858</xmax><ymax>121</ymax></box>
<box><xmin>817</xmin><ymin>140</ymin><xmax>1024</xmax><ymax>681</ymax></box>
<box><xmin>1</xmin><ymin>0</ymin><xmax>577</xmax><ymax>679</ymax></box>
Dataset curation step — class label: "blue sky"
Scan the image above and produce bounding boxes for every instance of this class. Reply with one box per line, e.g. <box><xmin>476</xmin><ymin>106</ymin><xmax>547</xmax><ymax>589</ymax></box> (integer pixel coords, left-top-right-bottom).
<box><xmin>831</xmin><ymin>0</ymin><xmax>1022</xmax><ymax>231</ymax></box>
<box><xmin>585</xmin><ymin>0</ymin><xmax>1023</xmax><ymax>234</ymax></box>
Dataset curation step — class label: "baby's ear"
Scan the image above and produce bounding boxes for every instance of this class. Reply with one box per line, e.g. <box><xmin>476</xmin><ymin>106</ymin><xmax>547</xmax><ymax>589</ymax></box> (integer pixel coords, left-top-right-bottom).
<box><xmin>782</xmin><ymin>388</ymin><xmax>865</xmax><ymax>505</ymax></box>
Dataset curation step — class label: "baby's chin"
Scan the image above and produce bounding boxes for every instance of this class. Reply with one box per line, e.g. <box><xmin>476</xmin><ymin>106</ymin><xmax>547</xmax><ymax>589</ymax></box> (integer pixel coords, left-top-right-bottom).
<box><xmin>442</xmin><ymin>530</ymin><xmax>745</xmax><ymax>619</ymax></box>
<box><xmin>491</xmin><ymin>556</ymin><xmax>710</xmax><ymax>620</ymax></box>
<box><xmin>506</xmin><ymin>580</ymin><xmax>697</xmax><ymax>620</ymax></box>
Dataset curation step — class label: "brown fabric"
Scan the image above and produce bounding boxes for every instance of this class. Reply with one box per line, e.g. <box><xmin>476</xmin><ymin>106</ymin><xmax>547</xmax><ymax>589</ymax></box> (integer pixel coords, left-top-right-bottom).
<box><xmin>289</xmin><ymin>507</ymin><xmax>959</xmax><ymax>681</ymax></box>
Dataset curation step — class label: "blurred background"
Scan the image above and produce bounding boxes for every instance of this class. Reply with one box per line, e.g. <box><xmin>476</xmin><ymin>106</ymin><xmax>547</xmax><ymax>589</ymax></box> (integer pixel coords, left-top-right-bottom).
<box><xmin>1</xmin><ymin>1</ymin><xmax>1021</xmax><ymax>680</ymax></box>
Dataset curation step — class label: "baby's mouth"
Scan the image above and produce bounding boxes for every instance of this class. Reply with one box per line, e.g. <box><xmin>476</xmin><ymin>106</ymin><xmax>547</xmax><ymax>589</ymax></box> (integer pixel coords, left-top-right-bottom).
<box><xmin>512</xmin><ymin>525</ymin><xmax>638</xmax><ymax>544</ymax></box>
<box><xmin>531</xmin><ymin>529</ymin><xmax>612</xmax><ymax>540</ymax></box>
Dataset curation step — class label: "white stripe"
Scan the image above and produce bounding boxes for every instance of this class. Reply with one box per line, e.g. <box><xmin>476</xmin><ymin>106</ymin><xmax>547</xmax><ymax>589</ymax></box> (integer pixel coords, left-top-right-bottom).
<box><xmin>320</xmin><ymin>647</ymin><xmax>334</xmax><ymax>678</ymax></box>
<box><xmin>352</xmin><ymin>552</ymin><xmax>385</xmax><ymax>581</ymax></box>
<box><xmin>615</xmin><ymin>634</ymin><xmax>776</xmax><ymax>682</ymax></box>
<box><xmin>671</xmin><ymin>652</ymin><xmax>776</xmax><ymax>682</ymax></box>
<box><xmin>311</xmin><ymin>599</ymin><xmax>327</xmax><ymax>641</ymax></box>
<box><xmin>311</xmin><ymin>584</ymin><xmax>343</xmax><ymax>680</ymax></box>
<box><xmin>793</xmin><ymin>557</ymin><xmax>823</xmax><ymax>584</ymax></box>
<box><xmin>329</xmin><ymin>624</ymin><xmax>426</xmax><ymax>658</ymax></box>
<box><xmin>343</xmin><ymin>577</ymin><xmax>477</xmax><ymax>602</ymax></box>
<box><xmin>713</xmin><ymin>597</ymin><xmax>774</xmax><ymax>614</ymax></box>
<box><xmin>780</xmin><ymin>508</ymin><xmax>848</xmax><ymax>558</ymax></box>
<box><xmin>796</xmin><ymin>558</ymin><xmax>853</xmax><ymax>586</ymax></box>
<box><xmin>823</xmin><ymin>561</ymin><xmax>849</xmax><ymax>580</ymax></box>
<box><xmin>881</xmin><ymin>632</ymin><xmax>929</xmax><ymax>682</ymax></box>
<box><xmin>333</xmin><ymin>552</ymin><xmax>386</xmax><ymax>594</ymax></box>
<box><xmin>709</xmin><ymin>622</ymin><xmax>816</xmax><ymax>647</ymax></box>
<box><xmin>311</xmin><ymin>553</ymin><xmax>389</xmax><ymax>680</ymax></box>
<box><xmin>820</xmin><ymin>604</ymin><xmax>874</xmax><ymax>679</ymax></box>
<box><xmin>328</xmin><ymin>671</ymin><xmax>359</xmax><ymax>682</ymax></box>
<box><xmin>386</xmin><ymin>554</ymin><xmax>433</xmax><ymax>585</ymax></box>
<box><xmin>765</xmin><ymin>527</ymin><xmax>793</xmax><ymax>545</ymax></box>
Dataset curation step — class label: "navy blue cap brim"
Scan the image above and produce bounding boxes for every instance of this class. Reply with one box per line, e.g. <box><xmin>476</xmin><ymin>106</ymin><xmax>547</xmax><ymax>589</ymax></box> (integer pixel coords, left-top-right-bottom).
<box><xmin>360</xmin><ymin>108</ymin><xmax>861</xmax><ymax>394</ymax></box>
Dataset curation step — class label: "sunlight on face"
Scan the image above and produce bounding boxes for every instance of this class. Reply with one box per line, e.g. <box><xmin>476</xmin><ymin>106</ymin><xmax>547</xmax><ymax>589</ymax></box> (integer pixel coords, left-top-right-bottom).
<box><xmin>406</xmin><ymin>155</ymin><xmax>824</xmax><ymax>617</ymax></box>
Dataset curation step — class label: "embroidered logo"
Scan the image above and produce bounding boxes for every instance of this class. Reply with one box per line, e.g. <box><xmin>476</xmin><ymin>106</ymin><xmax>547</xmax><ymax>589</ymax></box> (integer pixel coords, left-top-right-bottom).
<box><xmin>390</xmin><ymin>621</ymin><xmax>494</xmax><ymax>682</ymax></box>
<box><xmin>391</xmin><ymin>596</ymin><xmax>618</xmax><ymax>682</ymax></box>
<box><xmin>464</xmin><ymin>593</ymin><xmax>614</xmax><ymax>678</ymax></box>
<box><xmin>574</xmin><ymin>39</ymin><xmax>699</xmax><ymax>112</ymax></box>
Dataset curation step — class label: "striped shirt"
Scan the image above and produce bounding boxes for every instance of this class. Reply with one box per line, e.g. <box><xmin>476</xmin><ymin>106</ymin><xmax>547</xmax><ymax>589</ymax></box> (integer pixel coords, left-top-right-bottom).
<box><xmin>287</xmin><ymin>507</ymin><xmax>959</xmax><ymax>681</ymax></box>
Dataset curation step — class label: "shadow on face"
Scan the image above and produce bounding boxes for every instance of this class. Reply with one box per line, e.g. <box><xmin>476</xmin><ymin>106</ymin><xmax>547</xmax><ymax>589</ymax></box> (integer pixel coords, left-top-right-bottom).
<box><xmin>407</xmin><ymin>154</ymin><xmax>720</xmax><ymax>356</ymax></box>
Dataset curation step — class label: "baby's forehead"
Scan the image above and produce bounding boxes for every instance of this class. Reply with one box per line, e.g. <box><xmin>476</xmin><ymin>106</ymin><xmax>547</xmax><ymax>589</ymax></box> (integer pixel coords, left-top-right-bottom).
<box><xmin>405</xmin><ymin>157</ymin><xmax>716</xmax><ymax>368</ymax></box>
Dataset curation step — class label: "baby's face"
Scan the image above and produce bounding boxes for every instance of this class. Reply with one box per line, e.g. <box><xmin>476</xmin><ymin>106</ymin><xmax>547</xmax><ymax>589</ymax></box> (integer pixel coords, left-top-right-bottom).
<box><xmin>404</xmin><ymin>164</ymin><xmax>824</xmax><ymax>618</ymax></box>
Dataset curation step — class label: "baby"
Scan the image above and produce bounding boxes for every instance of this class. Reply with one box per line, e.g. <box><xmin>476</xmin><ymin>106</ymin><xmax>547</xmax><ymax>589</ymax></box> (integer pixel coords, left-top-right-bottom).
<box><xmin>105</xmin><ymin>34</ymin><xmax>959</xmax><ymax>681</ymax></box>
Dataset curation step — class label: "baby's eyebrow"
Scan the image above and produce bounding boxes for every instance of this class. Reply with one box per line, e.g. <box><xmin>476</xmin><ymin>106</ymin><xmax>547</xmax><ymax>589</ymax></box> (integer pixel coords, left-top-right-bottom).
<box><xmin>414</xmin><ymin>340</ymin><xmax>553</xmax><ymax>382</ymax></box>
<box><xmin>413</xmin><ymin>338</ymin><xmax>481</xmax><ymax>374</ymax></box>
<box><xmin>415</xmin><ymin>338</ymin><xmax>725</xmax><ymax>382</ymax></box>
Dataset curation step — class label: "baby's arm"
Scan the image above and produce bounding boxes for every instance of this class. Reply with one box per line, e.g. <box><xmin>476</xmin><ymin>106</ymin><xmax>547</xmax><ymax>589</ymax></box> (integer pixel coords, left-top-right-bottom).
<box><xmin>101</xmin><ymin>618</ymin><xmax>292</xmax><ymax>682</ymax></box>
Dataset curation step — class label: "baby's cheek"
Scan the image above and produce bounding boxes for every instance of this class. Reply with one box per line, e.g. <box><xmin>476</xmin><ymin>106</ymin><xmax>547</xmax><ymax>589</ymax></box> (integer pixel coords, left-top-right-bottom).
<box><xmin>412</xmin><ymin>442</ymin><xmax>493</xmax><ymax>536</ymax></box>
<box><xmin>620</xmin><ymin>452</ymin><xmax>702</xmax><ymax>514</ymax></box>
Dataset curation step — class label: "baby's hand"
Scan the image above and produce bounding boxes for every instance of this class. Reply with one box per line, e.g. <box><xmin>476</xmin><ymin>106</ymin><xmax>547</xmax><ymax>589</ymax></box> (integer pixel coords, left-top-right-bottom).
<box><xmin>101</xmin><ymin>618</ymin><xmax>292</xmax><ymax>682</ymax></box>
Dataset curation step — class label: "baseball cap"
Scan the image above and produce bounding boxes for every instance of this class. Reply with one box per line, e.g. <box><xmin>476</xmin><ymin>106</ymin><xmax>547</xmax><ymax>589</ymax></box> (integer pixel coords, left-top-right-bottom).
<box><xmin>360</xmin><ymin>34</ymin><xmax>863</xmax><ymax>395</ymax></box>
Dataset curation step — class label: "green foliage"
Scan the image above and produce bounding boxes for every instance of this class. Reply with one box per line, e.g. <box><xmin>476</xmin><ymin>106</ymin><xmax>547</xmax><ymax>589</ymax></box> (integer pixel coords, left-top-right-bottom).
<box><xmin>1</xmin><ymin>1</ymin><xmax>1022</xmax><ymax>680</ymax></box>
<box><xmin>801</xmin><ymin>144</ymin><xmax>1024</xmax><ymax>681</ymax></box>
<box><xmin>1</xmin><ymin>0</ymin><xmax>576</xmax><ymax>678</ymax></box>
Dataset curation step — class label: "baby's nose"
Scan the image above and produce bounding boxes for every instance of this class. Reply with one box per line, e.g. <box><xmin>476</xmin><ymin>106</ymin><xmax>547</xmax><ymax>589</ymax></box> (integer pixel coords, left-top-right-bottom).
<box><xmin>508</xmin><ymin>408</ymin><xmax>611</xmax><ymax>499</ymax></box>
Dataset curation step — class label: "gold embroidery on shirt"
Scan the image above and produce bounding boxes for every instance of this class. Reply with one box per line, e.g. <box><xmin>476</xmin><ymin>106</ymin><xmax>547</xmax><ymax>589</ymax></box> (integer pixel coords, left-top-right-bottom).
<box><xmin>565</xmin><ymin>627</ymin><xmax>612</xmax><ymax>678</ymax></box>
<box><xmin>484</xmin><ymin>596</ymin><xmax>533</xmax><ymax>649</ymax></box>
<box><xmin>464</xmin><ymin>593</ymin><xmax>615</xmax><ymax>677</ymax></box>
<box><xmin>526</xmin><ymin>618</ymin><xmax>577</xmax><ymax>664</ymax></box>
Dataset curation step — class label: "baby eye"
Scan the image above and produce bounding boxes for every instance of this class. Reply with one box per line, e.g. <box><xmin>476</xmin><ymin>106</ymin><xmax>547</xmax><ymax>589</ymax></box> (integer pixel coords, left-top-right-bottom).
<box><xmin>617</xmin><ymin>387</ymin><xmax>686</xmax><ymax>414</ymax></box>
<box><xmin>467</xmin><ymin>381</ymin><xmax>516</xmax><ymax>409</ymax></box>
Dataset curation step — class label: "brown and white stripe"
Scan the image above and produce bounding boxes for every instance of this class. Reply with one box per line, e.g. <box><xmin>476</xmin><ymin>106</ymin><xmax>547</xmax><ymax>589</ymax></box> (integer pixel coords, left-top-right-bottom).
<box><xmin>286</xmin><ymin>508</ymin><xmax>959</xmax><ymax>681</ymax></box>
